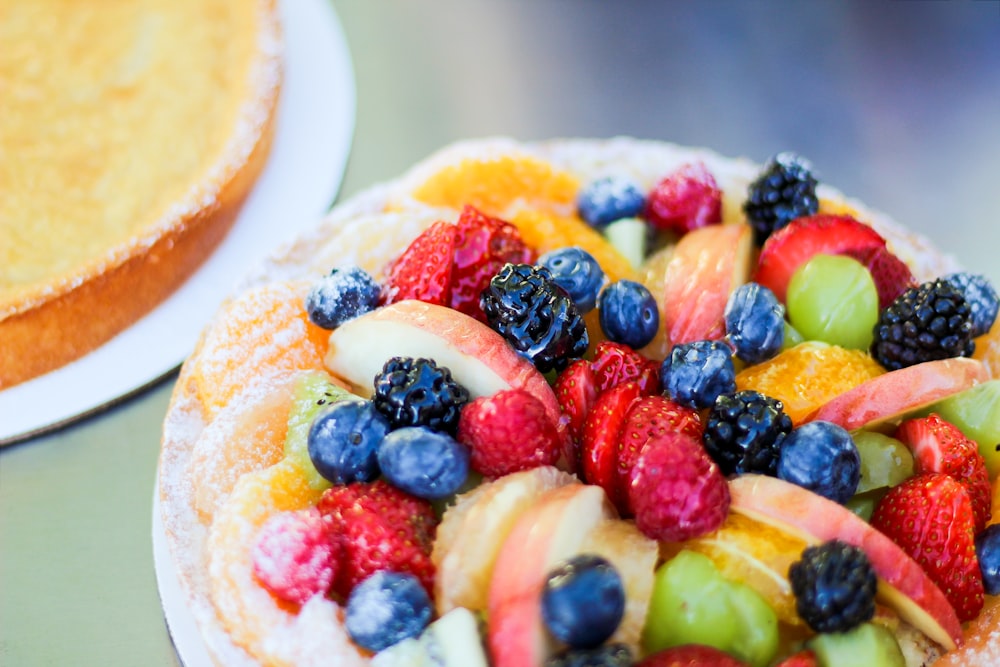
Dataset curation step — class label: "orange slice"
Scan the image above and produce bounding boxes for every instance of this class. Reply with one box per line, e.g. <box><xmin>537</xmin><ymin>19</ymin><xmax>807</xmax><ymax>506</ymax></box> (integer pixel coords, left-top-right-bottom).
<box><xmin>973</xmin><ymin>318</ymin><xmax>999</xmax><ymax>380</ymax></box>
<box><xmin>736</xmin><ymin>342</ymin><xmax>885</xmax><ymax>424</ymax></box>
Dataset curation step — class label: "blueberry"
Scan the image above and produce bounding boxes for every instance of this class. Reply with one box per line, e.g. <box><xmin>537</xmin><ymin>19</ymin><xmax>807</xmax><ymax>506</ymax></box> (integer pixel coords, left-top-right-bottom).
<box><xmin>577</xmin><ymin>176</ymin><xmax>645</xmax><ymax>228</ymax></box>
<box><xmin>725</xmin><ymin>282</ymin><xmax>785</xmax><ymax>364</ymax></box>
<box><xmin>777</xmin><ymin>421</ymin><xmax>860</xmax><ymax>504</ymax></box>
<box><xmin>344</xmin><ymin>571</ymin><xmax>432</xmax><ymax>652</ymax></box>
<box><xmin>305</xmin><ymin>266</ymin><xmax>381</xmax><ymax>329</ymax></box>
<box><xmin>976</xmin><ymin>524</ymin><xmax>1000</xmax><ymax>595</ymax></box>
<box><xmin>308</xmin><ymin>400</ymin><xmax>389</xmax><ymax>484</ymax></box>
<box><xmin>537</xmin><ymin>247</ymin><xmax>606</xmax><ymax>313</ymax></box>
<box><xmin>597</xmin><ymin>280</ymin><xmax>659</xmax><ymax>349</ymax></box>
<box><xmin>943</xmin><ymin>272</ymin><xmax>999</xmax><ymax>337</ymax></box>
<box><xmin>661</xmin><ymin>340</ymin><xmax>736</xmax><ymax>409</ymax></box>
<box><xmin>541</xmin><ymin>555</ymin><xmax>625</xmax><ymax>649</ymax></box>
<box><xmin>377</xmin><ymin>426</ymin><xmax>470</xmax><ymax>499</ymax></box>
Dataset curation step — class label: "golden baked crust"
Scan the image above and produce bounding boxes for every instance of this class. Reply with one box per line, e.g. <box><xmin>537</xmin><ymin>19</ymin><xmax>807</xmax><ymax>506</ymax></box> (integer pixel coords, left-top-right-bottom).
<box><xmin>0</xmin><ymin>0</ymin><xmax>281</xmax><ymax>388</ymax></box>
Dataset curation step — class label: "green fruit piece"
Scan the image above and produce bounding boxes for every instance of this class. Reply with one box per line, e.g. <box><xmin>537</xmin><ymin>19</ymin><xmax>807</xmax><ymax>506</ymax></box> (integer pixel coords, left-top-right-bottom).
<box><xmin>787</xmin><ymin>254</ymin><xmax>879</xmax><ymax>350</ymax></box>
<box><xmin>782</xmin><ymin>320</ymin><xmax>805</xmax><ymax>351</ymax></box>
<box><xmin>283</xmin><ymin>372</ymin><xmax>360</xmax><ymax>491</ymax></box>
<box><xmin>807</xmin><ymin>622</ymin><xmax>905</xmax><ymax>667</ymax></box>
<box><xmin>604</xmin><ymin>217</ymin><xmax>647</xmax><ymax>269</ymax></box>
<box><xmin>845</xmin><ymin>488</ymin><xmax>888</xmax><ymax>521</ymax></box>
<box><xmin>853</xmin><ymin>431</ymin><xmax>915</xmax><ymax>494</ymax></box>
<box><xmin>926</xmin><ymin>379</ymin><xmax>1000</xmax><ymax>478</ymax></box>
<box><xmin>726</xmin><ymin>582</ymin><xmax>779</xmax><ymax>667</ymax></box>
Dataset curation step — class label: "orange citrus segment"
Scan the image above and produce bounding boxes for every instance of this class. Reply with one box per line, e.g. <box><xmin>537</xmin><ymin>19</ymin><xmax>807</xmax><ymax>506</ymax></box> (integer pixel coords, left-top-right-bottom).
<box><xmin>187</xmin><ymin>280</ymin><xmax>328</xmax><ymax>418</ymax></box>
<box><xmin>410</xmin><ymin>154</ymin><xmax>580</xmax><ymax>218</ymax></box>
<box><xmin>736</xmin><ymin>342</ymin><xmax>885</xmax><ymax>424</ymax></box>
<box><xmin>973</xmin><ymin>317</ymin><xmax>999</xmax><ymax>380</ymax></box>
<box><xmin>682</xmin><ymin>512</ymin><xmax>809</xmax><ymax>627</ymax></box>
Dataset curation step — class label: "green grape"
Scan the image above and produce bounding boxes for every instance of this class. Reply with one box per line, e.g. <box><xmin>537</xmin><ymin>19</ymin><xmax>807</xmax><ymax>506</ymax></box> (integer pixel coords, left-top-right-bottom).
<box><xmin>926</xmin><ymin>379</ymin><xmax>1000</xmax><ymax>478</ymax></box>
<box><xmin>786</xmin><ymin>254</ymin><xmax>879</xmax><ymax>350</ymax></box>
<box><xmin>845</xmin><ymin>488</ymin><xmax>888</xmax><ymax>521</ymax></box>
<box><xmin>283</xmin><ymin>372</ymin><xmax>360</xmax><ymax>490</ymax></box>
<box><xmin>782</xmin><ymin>320</ymin><xmax>805</xmax><ymax>351</ymax></box>
<box><xmin>808</xmin><ymin>622</ymin><xmax>905</xmax><ymax>667</ymax></box>
<box><xmin>642</xmin><ymin>551</ymin><xmax>779</xmax><ymax>667</ymax></box>
<box><xmin>603</xmin><ymin>217</ymin><xmax>647</xmax><ymax>269</ymax></box>
<box><xmin>853</xmin><ymin>431</ymin><xmax>915</xmax><ymax>494</ymax></box>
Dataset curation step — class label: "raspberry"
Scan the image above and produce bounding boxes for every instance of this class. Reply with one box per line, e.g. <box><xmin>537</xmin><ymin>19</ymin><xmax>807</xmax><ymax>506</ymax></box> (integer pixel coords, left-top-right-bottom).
<box><xmin>456</xmin><ymin>388</ymin><xmax>562</xmax><ymax>479</ymax></box>
<box><xmin>317</xmin><ymin>480</ymin><xmax>438</xmax><ymax>599</ymax></box>
<box><xmin>626</xmin><ymin>430</ymin><xmax>729</xmax><ymax>542</ymax></box>
<box><xmin>644</xmin><ymin>162</ymin><xmax>723</xmax><ymax>235</ymax></box>
<box><xmin>251</xmin><ymin>508</ymin><xmax>340</xmax><ymax>606</ymax></box>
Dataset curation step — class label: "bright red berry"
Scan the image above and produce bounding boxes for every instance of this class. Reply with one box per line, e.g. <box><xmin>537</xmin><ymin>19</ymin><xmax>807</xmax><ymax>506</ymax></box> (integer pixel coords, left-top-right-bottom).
<box><xmin>636</xmin><ymin>644</ymin><xmax>749</xmax><ymax>666</ymax></box>
<box><xmin>773</xmin><ymin>650</ymin><xmax>818</xmax><ymax>667</ymax></box>
<box><xmin>615</xmin><ymin>395</ymin><xmax>703</xmax><ymax>515</ymax></box>
<box><xmin>870</xmin><ymin>473</ymin><xmax>984</xmax><ymax>622</ymax></box>
<box><xmin>580</xmin><ymin>381</ymin><xmax>644</xmax><ymax>499</ymax></box>
<box><xmin>456</xmin><ymin>388</ymin><xmax>561</xmax><ymax>479</ymax></box>
<box><xmin>317</xmin><ymin>480</ymin><xmax>438</xmax><ymax>599</ymax></box>
<box><xmin>450</xmin><ymin>205</ymin><xmax>536</xmax><ymax>321</ymax></box>
<box><xmin>841</xmin><ymin>245</ymin><xmax>916</xmax><ymax>309</ymax></box>
<box><xmin>554</xmin><ymin>358</ymin><xmax>599</xmax><ymax>466</ymax></box>
<box><xmin>590</xmin><ymin>340</ymin><xmax>661</xmax><ymax>394</ymax></box>
<box><xmin>894</xmin><ymin>414</ymin><xmax>992</xmax><ymax>531</ymax></box>
<box><xmin>644</xmin><ymin>162</ymin><xmax>723</xmax><ymax>235</ymax></box>
<box><xmin>251</xmin><ymin>508</ymin><xmax>339</xmax><ymax>606</ymax></box>
<box><xmin>381</xmin><ymin>220</ymin><xmax>456</xmax><ymax>306</ymax></box>
<box><xmin>627</xmin><ymin>430</ymin><xmax>730</xmax><ymax>542</ymax></box>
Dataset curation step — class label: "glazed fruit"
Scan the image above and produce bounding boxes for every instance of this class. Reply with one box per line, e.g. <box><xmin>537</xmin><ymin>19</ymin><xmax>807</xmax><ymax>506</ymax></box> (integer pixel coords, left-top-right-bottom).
<box><xmin>376</xmin><ymin>427</ymin><xmax>470</xmax><ymax>500</ymax></box>
<box><xmin>598</xmin><ymin>279</ymin><xmax>660</xmax><ymax>349</ymax></box>
<box><xmin>806</xmin><ymin>623</ymin><xmax>905</xmax><ymax>667</ymax></box>
<box><xmin>372</xmin><ymin>356</ymin><xmax>470</xmax><ymax>434</ymax></box>
<box><xmin>703</xmin><ymin>390</ymin><xmax>793</xmax><ymax>477</ymax></box>
<box><xmin>577</xmin><ymin>175</ymin><xmax>646</xmax><ymax>228</ymax></box>
<box><xmin>851</xmin><ymin>431</ymin><xmax>914</xmax><ymax>495</ymax></box>
<box><xmin>976</xmin><ymin>524</ymin><xmax>1000</xmax><ymax>595</ymax></box>
<box><xmin>643</xmin><ymin>162</ymin><xmax>722</xmax><ymax>235</ymax></box>
<box><xmin>537</xmin><ymin>246</ymin><xmax>607</xmax><ymax>313</ymax></box>
<box><xmin>943</xmin><ymin>271</ymin><xmax>999</xmax><ymax>337</ymax></box>
<box><xmin>926</xmin><ymin>379</ymin><xmax>1000</xmax><ymax>478</ymax></box>
<box><xmin>308</xmin><ymin>400</ymin><xmax>388</xmax><ymax>485</ymax></box>
<box><xmin>661</xmin><ymin>340</ymin><xmax>737</xmax><ymax>410</ymax></box>
<box><xmin>724</xmin><ymin>282</ymin><xmax>785</xmax><ymax>365</ymax></box>
<box><xmin>548</xmin><ymin>643</ymin><xmax>634</xmax><ymax>667</ymax></box>
<box><xmin>381</xmin><ymin>219</ymin><xmax>456</xmax><ymax>307</ymax></box>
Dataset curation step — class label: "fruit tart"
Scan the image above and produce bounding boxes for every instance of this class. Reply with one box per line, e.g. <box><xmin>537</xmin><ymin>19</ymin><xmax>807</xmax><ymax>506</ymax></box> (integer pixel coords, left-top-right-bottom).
<box><xmin>158</xmin><ymin>137</ymin><xmax>1000</xmax><ymax>667</ymax></box>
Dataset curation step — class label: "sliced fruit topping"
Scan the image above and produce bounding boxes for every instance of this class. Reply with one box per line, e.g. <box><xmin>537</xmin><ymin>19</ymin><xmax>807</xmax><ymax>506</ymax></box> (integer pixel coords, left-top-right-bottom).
<box><xmin>581</xmin><ymin>381</ymin><xmax>645</xmax><ymax>498</ymax></box>
<box><xmin>788</xmin><ymin>540</ymin><xmax>877</xmax><ymax>633</ymax></box>
<box><xmin>840</xmin><ymin>245</ymin><xmax>915</xmax><ymax>310</ymax></box>
<box><xmin>852</xmin><ymin>431</ymin><xmax>914</xmax><ymax>496</ymax></box>
<box><xmin>591</xmin><ymin>340</ymin><xmax>661</xmax><ymax>394</ymax></box>
<box><xmin>772</xmin><ymin>650</ymin><xmax>818</xmax><ymax>667</ymax></box>
<box><xmin>642</xmin><ymin>550</ymin><xmax>778</xmax><ymax>667</ymax></box>
<box><xmin>482</xmin><ymin>263</ymin><xmax>589</xmax><ymax>372</ymax></box>
<box><xmin>744</xmin><ymin>152</ymin><xmax>819</xmax><ymax>244</ymax></box>
<box><xmin>776</xmin><ymin>421</ymin><xmax>860</xmax><ymax>505</ymax></box>
<box><xmin>638</xmin><ymin>644</ymin><xmax>750</xmax><ymax>667</ymax></box>
<box><xmin>871</xmin><ymin>474</ymin><xmax>984</xmax><ymax>622</ymax></box>
<box><xmin>457</xmin><ymin>388</ymin><xmax>562</xmax><ymax>479</ymax></box>
<box><xmin>344</xmin><ymin>571</ymin><xmax>432</xmax><ymax>652</ymax></box>
<box><xmin>786</xmin><ymin>253</ymin><xmax>879</xmax><ymax>350</ymax></box>
<box><xmin>627</xmin><ymin>430</ymin><xmax>730</xmax><ymax>542</ymax></box>
<box><xmin>735</xmin><ymin>342</ymin><xmax>884</xmax><ymax>425</ymax></box>
<box><xmin>871</xmin><ymin>278</ymin><xmax>976</xmax><ymax>371</ymax></box>
<box><xmin>925</xmin><ymin>379</ymin><xmax>1000</xmax><ymax>478</ymax></box>
<box><xmin>806</xmin><ymin>622</ymin><xmax>905</xmax><ymax>667</ymax></box>
<box><xmin>644</xmin><ymin>162</ymin><xmax>723</xmax><ymax>235</ymax></box>
<box><xmin>604</xmin><ymin>216</ymin><xmax>648</xmax><ymax>270</ymax></box>
<box><xmin>724</xmin><ymin>282</ymin><xmax>785</xmax><ymax>365</ymax></box>
<box><xmin>577</xmin><ymin>175</ymin><xmax>645</xmax><ymax>229</ymax></box>
<box><xmin>538</xmin><ymin>246</ymin><xmax>607</xmax><ymax>313</ymax></box>
<box><xmin>251</xmin><ymin>507</ymin><xmax>340</xmax><ymax>606</ymax></box>
<box><xmin>893</xmin><ymin>413</ymin><xmax>992</xmax><ymax>530</ymax></box>
<box><xmin>703</xmin><ymin>390</ymin><xmax>792</xmax><ymax>477</ymax></box>
<box><xmin>661</xmin><ymin>340</ymin><xmax>737</xmax><ymax>410</ymax></box>
<box><xmin>377</xmin><ymin>427</ymin><xmax>470</xmax><ymax>500</ymax></box>
<box><xmin>541</xmin><ymin>554</ymin><xmax>626</xmax><ymax>649</ymax></box>
<box><xmin>317</xmin><ymin>479</ymin><xmax>438</xmax><ymax>599</ymax></box>
<box><xmin>973</xmin><ymin>313</ymin><xmax>1000</xmax><ymax>379</ymax></box>
<box><xmin>598</xmin><ymin>279</ymin><xmax>660</xmax><ymax>350</ymax></box>
<box><xmin>554</xmin><ymin>358</ymin><xmax>599</xmax><ymax>456</ymax></box>
<box><xmin>381</xmin><ymin>219</ymin><xmax>456</xmax><ymax>307</ymax></box>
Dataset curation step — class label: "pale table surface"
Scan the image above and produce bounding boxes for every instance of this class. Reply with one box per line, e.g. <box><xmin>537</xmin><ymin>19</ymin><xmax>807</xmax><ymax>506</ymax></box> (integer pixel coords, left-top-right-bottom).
<box><xmin>2</xmin><ymin>2</ymin><xmax>998</xmax><ymax>665</ymax></box>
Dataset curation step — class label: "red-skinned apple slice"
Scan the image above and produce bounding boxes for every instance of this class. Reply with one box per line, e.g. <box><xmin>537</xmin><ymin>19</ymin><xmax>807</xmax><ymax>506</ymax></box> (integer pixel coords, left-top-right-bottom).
<box><xmin>729</xmin><ymin>474</ymin><xmax>962</xmax><ymax>651</ymax></box>
<box><xmin>662</xmin><ymin>222</ymin><xmax>753</xmax><ymax>345</ymax></box>
<box><xmin>803</xmin><ymin>357</ymin><xmax>989</xmax><ymax>431</ymax></box>
<box><xmin>487</xmin><ymin>483</ymin><xmax>615</xmax><ymax>667</ymax></box>
<box><xmin>324</xmin><ymin>300</ymin><xmax>564</xmax><ymax>437</ymax></box>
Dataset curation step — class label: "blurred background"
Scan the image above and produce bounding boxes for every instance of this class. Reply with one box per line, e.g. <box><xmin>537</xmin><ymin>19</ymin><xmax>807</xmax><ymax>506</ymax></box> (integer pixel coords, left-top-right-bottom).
<box><xmin>1</xmin><ymin>1</ymin><xmax>997</xmax><ymax>665</ymax></box>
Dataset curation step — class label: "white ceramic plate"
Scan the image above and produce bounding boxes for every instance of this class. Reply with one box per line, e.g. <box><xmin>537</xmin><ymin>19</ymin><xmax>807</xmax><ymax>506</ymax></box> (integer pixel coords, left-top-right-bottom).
<box><xmin>0</xmin><ymin>0</ymin><xmax>355</xmax><ymax>445</ymax></box>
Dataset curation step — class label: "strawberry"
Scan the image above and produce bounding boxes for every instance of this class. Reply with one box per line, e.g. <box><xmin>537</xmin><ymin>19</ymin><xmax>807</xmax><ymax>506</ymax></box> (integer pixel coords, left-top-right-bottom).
<box><xmin>614</xmin><ymin>395</ymin><xmax>703</xmax><ymax>515</ymax></box>
<box><xmin>627</xmin><ymin>430</ymin><xmax>729</xmax><ymax>542</ymax></box>
<box><xmin>450</xmin><ymin>205</ymin><xmax>535</xmax><ymax>321</ymax></box>
<box><xmin>590</xmin><ymin>340</ymin><xmax>661</xmax><ymax>394</ymax></box>
<box><xmin>554</xmin><ymin>358</ymin><xmax>599</xmax><ymax>466</ymax></box>
<box><xmin>752</xmin><ymin>214</ymin><xmax>887</xmax><ymax>302</ymax></box>
<box><xmin>841</xmin><ymin>245</ymin><xmax>916</xmax><ymax>309</ymax></box>
<box><xmin>580</xmin><ymin>381</ymin><xmax>643</xmax><ymax>499</ymax></box>
<box><xmin>773</xmin><ymin>651</ymin><xmax>817</xmax><ymax>667</ymax></box>
<box><xmin>381</xmin><ymin>219</ymin><xmax>456</xmax><ymax>306</ymax></box>
<box><xmin>644</xmin><ymin>162</ymin><xmax>723</xmax><ymax>235</ymax></box>
<box><xmin>251</xmin><ymin>508</ymin><xmax>340</xmax><ymax>606</ymax></box>
<box><xmin>317</xmin><ymin>480</ymin><xmax>438</xmax><ymax>599</ymax></box>
<box><xmin>636</xmin><ymin>643</ymin><xmax>749</xmax><ymax>666</ymax></box>
<box><xmin>456</xmin><ymin>388</ymin><xmax>561</xmax><ymax>479</ymax></box>
<box><xmin>894</xmin><ymin>414</ymin><xmax>992</xmax><ymax>531</ymax></box>
<box><xmin>870</xmin><ymin>473</ymin><xmax>984</xmax><ymax>622</ymax></box>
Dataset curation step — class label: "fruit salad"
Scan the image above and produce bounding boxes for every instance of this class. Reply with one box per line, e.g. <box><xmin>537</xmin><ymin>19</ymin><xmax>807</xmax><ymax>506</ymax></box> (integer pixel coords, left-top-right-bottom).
<box><xmin>159</xmin><ymin>138</ymin><xmax>1000</xmax><ymax>667</ymax></box>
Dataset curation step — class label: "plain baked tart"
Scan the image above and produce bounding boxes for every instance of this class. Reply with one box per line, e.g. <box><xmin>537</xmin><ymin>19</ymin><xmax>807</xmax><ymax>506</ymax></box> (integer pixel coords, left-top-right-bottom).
<box><xmin>159</xmin><ymin>138</ymin><xmax>1000</xmax><ymax>667</ymax></box>
<box><xmin>0</xmin><ymin>0</ymin><xmax>282</xmax><ymax>388</ymax></box>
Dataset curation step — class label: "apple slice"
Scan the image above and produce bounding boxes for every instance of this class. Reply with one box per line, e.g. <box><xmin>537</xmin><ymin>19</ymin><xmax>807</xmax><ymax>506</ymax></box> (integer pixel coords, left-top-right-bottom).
<box><xmin>324</xmin><ymin>299</ymin><xmax>562</xmax><ymax>432</ymax></box>
<box><xmin>432</xmin><ymin>465</ymin><xmax>578</xmax><ymax>614</ymax></box>
<box><xmin>729</xmin><ymin>474</ymin><xmax>962</xmax><ymax>651</ymax></box>
<box><xmin>487</xmin><ymin>483</ymin><xmax>615</xmax><ymax>667</ymax></box>
<box><xmin>803</xmin><ymin>357</ymin><xmax>990</xmax><ymax>431</ymax></box>
<box><xmin>662</xmin><ymin>223</ymin><xmax>753</xmax><ymax>345</ymax></box>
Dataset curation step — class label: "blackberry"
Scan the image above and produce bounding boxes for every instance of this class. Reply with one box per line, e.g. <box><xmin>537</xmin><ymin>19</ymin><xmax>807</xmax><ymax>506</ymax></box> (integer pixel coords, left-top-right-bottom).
<box><xmin>871</xmin><ymin>278</ymin><xmax>975</xmax><ymax>371</ymax></box>
<box><xmin>789</xmin><ymin>540</ymin><xmax>877</xmax><ymax>633</ymax></box>
<box><xmin>481</xmin><ymin>263</ymin><xmax>589</xmax><ymax>372</ymax></box>
<box><xmin>545</xmin><ymin>643</ymin><xmax>633</xmax><ymax>667</ymax></box>
<box><xmin>703</xmin><ymin>390</ymin><xmax>792</xmax><ymax>476</ymax></box>
<box><xmin>372</xmin><ymin>357</ymin><xmax>470</xmax><ymax>434</ymax></box>
<box><xmin>744</xmin><ymin>152</ymin><xmax>819</xmax><ymax>244</ymax></box>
